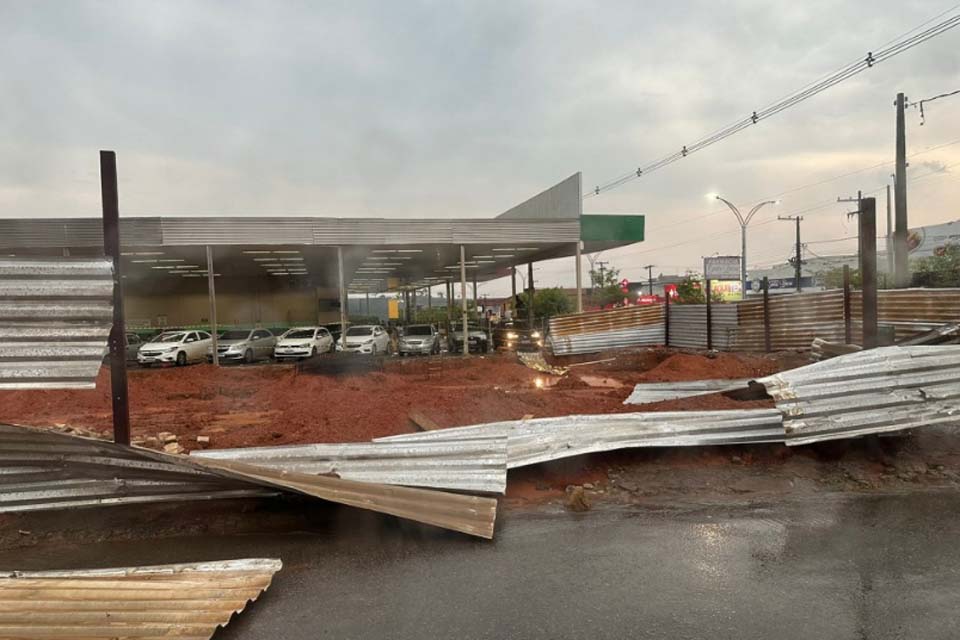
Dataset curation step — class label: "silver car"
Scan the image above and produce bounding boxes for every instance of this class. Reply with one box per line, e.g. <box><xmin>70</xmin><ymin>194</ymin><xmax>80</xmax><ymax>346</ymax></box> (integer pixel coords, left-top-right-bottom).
<box><xmin>398</xmin><ymin>324</ymin><xmax>440</xmax><ymax>356</ymax></box>
<box><xmin>210</xmin><ymin>328</ymin><xmax>277</xmax><ymax>364</ymax></box>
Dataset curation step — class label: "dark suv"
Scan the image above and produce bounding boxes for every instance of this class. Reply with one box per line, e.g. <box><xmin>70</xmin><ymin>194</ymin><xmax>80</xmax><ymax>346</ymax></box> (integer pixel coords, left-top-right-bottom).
<box><xmin>493</xmin><ymin>320</ymin><xmax>543</xmax><ymax>352</ymax></box>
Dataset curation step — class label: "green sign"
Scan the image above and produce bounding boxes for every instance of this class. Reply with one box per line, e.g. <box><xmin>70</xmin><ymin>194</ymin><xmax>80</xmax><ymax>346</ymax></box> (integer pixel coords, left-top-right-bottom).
<box><xmin>580</xmin><ymin>215</ymin><xmax>645</xmax><ymax>242</ymax></box>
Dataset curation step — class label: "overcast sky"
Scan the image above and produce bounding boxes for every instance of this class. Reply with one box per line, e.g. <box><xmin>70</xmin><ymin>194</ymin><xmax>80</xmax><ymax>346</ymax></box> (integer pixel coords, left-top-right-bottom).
<box><xmin>1</xmin><ymin>0</ymin><xmax>958</xmax><ymax>295</ymax></box>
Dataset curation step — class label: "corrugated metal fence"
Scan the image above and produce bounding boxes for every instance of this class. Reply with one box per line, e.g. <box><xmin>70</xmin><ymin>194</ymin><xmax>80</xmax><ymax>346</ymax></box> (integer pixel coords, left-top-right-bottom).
<box><xmin>547</xmin><ymin>287</ymin><xmax>960</xmax><ymax>355</ymax></box>
<box><xmin>0</xmin><ymin>257</ymin><xmax>113</xmax><ymax>389</ymax></box>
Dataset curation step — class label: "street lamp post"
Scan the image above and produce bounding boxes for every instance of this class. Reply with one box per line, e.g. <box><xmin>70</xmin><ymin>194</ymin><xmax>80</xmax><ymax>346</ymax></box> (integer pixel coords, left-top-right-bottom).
<box><xmin>711</xmin><ymin>195</ymin><xmax>779</xmax><ymax>299</ymax></box>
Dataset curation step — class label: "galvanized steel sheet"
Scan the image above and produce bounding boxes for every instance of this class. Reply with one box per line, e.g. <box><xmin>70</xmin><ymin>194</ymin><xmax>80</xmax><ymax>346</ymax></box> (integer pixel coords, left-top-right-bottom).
<box><xmin>548</xmin><ymin>325</ymin><xmax>664</xmax><ymax>356</ymax></box>
<box><xmin>0</xmin><ymin>558</ymin><xmax>281</xmax><ymax>639</ymax></box>
<box><xmin>191</xmin><ymin>438</ymin><xmax>508</xmax><ymax>494</ymax></box>
<box><xmin>0</xmin><ymin>257</ymin><xmax>113</xmax><ymax>389</ymax></box>
<box><xmin>756</xmin><ymin>345</ymin><xmax>960</xmax><ymax>445</ymax></box>
<box><xmin>623</xmin><ymin>379</ymin><xmax>751</xmax><ymax>405</ymax></box>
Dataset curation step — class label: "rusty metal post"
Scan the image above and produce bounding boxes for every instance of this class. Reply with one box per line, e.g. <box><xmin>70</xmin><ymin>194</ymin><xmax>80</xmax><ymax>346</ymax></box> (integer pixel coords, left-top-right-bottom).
<box><xmin>762</xmin><ymin>276</ymin><xmax>771</xmax><ymax>353</ymax></box>
<box><xmin>100</xmin><ymin>150</ymin><xmax>130</xmax><ymax>446</ymax></box>
<box><xmin>860</xmin><ymin>197</ymin><xmax>879</xmax><ymax>348</ymax></box>
<box><xmin>843</xmin><ymin>264</ymin><xmax>852</xmax><ymax>344</ymax></box>
<box><xmin>663</xmin><ymin>292</ymin><xmax>670</xmax><ymax>347</ymax></box>
<box><xmin>705</xmin><ymin>278</ymin><xmax>713</xmax><ymax>351</ymax></box>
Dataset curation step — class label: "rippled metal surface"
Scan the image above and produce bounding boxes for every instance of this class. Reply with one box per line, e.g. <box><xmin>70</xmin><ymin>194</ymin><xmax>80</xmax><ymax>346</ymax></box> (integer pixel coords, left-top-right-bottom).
<box><xmin>757</xmin><ymin>345</ymin><xmax>960</xmax><ymax>445</ymax></box>
<box><xmin>0</xmin><ymin>558</ymin><xmax>281</xmax><ymax>639</ymax></box>
<box><xmin>623</xmin><ymin>379</ymin><xmax>751</xmax><ymax>405</ymax></box>
<box><xmin>0</xmin><ymin>257</ymin><xmax>113</xmax><ymax>389</ymax></box>
<box><xmin>192</xmin><ymin>438</ymin><xmax>508</xmax><ymax>494</ymax></box>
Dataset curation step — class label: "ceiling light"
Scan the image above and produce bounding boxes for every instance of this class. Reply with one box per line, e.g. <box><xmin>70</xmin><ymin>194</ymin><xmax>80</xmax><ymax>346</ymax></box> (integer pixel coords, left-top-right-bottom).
<box><xmin>396</xmin><ymin>249</ymin><xmax>422</xmax><ymax>253</ymax></box>
<box><xmin>492</xmin><ymin>248</ymin><xmax>517</xmax><ymax>252</ymax></box>
<box><xmin>243</xmin><ymin>250</ymin><xmax>271</xmax><ymax>255</ymax></box>
<box><xmin>371</xmin><ymin>249</ymin><xmax>397</xmax><ymax>254</ymax></box>
<box><xmin>494</xmin><ymin>255</ymin><xmax>515</xmax><ymax>259</ymax></box>
<box><xmin>132</xmin><ymin>259</ymin><xmax>158</xmax><ymax>264</ymax></box>
<box><xmin>259</xmin><ymin>263</ymin><xmax>284</xmax><ymax>267</ymax></box>
<box><xmin>151</xmin><ymin>266</ymin><xmax>176</xmax><ymax>270</ymax></box>
<box><xmin>472</xmin><ymin>255</ymin><xmax>493</xmax><ymax>259</ymax></box>
<box><xmin>272</xmin><ymin>250</ymin><xmax>301</xmax><ymax>254</ymax></box>
<box><xmin>158</xmin><ymin>259</ymin><xmax>185</xmax><ymax>263</ymax></box>
<box><xmin>280</xmin><ymin>257</ymin><xmax>303</xmax><ymax>262</ymax></box>
<box><xmin>270</xmin><ymin>272</ymin><xmax>289</xmax><ymax>276</ymax></box>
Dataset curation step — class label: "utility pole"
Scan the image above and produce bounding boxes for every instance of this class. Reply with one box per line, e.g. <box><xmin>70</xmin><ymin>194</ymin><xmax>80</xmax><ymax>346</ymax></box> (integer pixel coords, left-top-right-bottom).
<box><xmin>778</xmin><ymin>215</ymin><xmax>804</xmax><ymax>292</ymax></box>
<box><xmin>643</xmin><ymin>264</ymin><xmax>655</xmax><ymax>295</ymax></box>
<box><xmin>837</xmin><ymin>190</ymin><xmax>863</xmax><ymax>261</ymax></box>
<box><xmin>894</xmin><ymin>92</ymin><xmax>909</xmax><ymax>287</ymax></box>
<box><xmin>886</xmin><ymin>181</ymin><xmax>894</xmax><ymax>280</ymax></box>
<box><xmin>860</xmin><ymin>197</ymin><xmax>879</xmax><ymax>348</ymax></box>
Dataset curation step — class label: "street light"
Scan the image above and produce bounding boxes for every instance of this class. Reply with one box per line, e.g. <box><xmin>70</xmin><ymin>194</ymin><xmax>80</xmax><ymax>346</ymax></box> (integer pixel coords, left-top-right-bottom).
<box><xmin>709</xmin><ymin>194</ymin><xmax>779</xmax><ymax>299</ymax></box>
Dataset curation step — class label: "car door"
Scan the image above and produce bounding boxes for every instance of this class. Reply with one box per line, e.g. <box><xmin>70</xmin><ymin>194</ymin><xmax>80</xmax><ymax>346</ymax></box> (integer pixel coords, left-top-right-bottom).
<box><xmin>182</xmin><ymin>332</ymin><xmax>200</xmax><ymax>361</ymax></box>
<box><xmin>256</xmin><ymin>330</ymin><xmax>274</xmax><ymax>358</ymax></box>
<box><xmin>317</xmin><ymin>328</ymin><xmax>332</xmax><ymax>353</ymax></box>
<box><xmin>195</xmin><ymin>331</ymin><xmax>212</xmax><ymax>361</ymax></box>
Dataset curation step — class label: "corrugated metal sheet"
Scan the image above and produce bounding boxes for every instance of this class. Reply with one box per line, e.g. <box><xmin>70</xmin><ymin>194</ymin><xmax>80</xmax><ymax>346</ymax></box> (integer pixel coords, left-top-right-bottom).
<box><xmin>0</xmin><ymin>424</ymin><xmax>276</xmax><ymax>512</ymax></box>
<box><xmin>0</xmin><ymin>558</ymin><xmax>280</xmax><ymax>639</ymax></box>
<box><xmin>496</xmin><ymin>172</ymin><xmax>581</xmax><ymax>220</ymax></box>
<box><xmin>0</xmin><ymin>218</ymin><xmax>162</xmax><ymax>249</ymax></box>
<box><xmin>850</xmin><ymin>288</ymin><xmax>960</xmax><ymax>342</ymax></box>
<box><xmin>667</xmin><ymin>304</ymin><xmax>738</xmax><ymax>350</ymax></box>
<box><xmin>623</xmin><ymin>379</ymin><xmax>751</xmax><ymax>405</ymax></box>
<box><xmin>376</xmin><ymin>410</ymin><xmax>785</xmax><ymax>468</ymax></box>
<box><xmin>0</xmin><ymin>424</ymin><xmax>497</xmax><ymax>539</ymax></box>
<box><xmin>0</xmin><ymin>257</ymin><xmax>113</xmax><ymax>389</ymax></box>
<box><xmin>756</xmin><ymin>345</ymin><xmax>960</xmax><ymax>445</ymax></box>
<box><xmin>549</xmin><ymin>304</ymin><xmax>664</xmax><ymax>337</ymax></box>
<box><xmin>734</xmin><ymin>290</ymin><xmax>846</xmax><ymax>351</ymax></box>
<box><xmin>548</xmin><ymin>325</ymin><xmax>664</xmax><ymax>356</ymax></box>
<box><xmin>191</xmin><ymin>438</ymin><xmax>508</xmax><ymax>494</ymax></box>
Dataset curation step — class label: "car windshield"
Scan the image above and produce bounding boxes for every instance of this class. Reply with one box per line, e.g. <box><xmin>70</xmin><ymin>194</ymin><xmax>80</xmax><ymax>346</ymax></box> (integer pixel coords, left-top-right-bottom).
<box><xmin>346</xmin><ymin>327</ymin><xmax>374</xmax><ymax>337</ymax></box>
<box><xmin>155</xmin><ymin>332</ymin><xmax>185</xmax><ymax>343</ymax></box>
<box><xmin>285</xmin><ymin>329</ymin><xmax>315</xmax><ymax>339</ymax></box>
<box><xmin>405</xmin><ymin>326</ymin><xmax>432</xmax><ymax>336</ymax></box>
<box><xmin>220</xmin><ymin>330</ymin><xmax>251</xmax><ymax>340</ymax></box>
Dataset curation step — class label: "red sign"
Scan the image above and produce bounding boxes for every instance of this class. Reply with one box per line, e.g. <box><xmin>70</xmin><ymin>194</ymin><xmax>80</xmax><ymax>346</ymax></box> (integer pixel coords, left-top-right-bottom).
<box><xmin>664</xmin><ymin>284</ymin><xmax>679</xmax><ymax>299</ymax></box>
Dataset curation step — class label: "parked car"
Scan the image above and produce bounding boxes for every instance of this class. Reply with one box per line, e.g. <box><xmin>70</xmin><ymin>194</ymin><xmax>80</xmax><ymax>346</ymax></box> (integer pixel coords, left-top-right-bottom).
<box><xmin>338</xmin><ymin>324</ymin><xmax>391</xmax><ymax>355</ymax></box>
<box><xmin>449</xmin><ymin>322</ymin><xmax>489</xmax><ymax>353</ymax></box>
<box><xmin>137</xmin><ymin>330</ymin><xmax>212</xmax><ymax>367</ymax></box>
<box><xmin>210</xmin><ymin>328</ymin><xmax>277</xmax><ymax>363</ymax></box>
<box><xmin>274</xmin><ymin>326</ymin><xmax>334</xmax><ymax>360</ymax></box>
<box><xmin>398</xmin><ymin>324</ymin><xmax>441</xmax><ymax>356</ymax></box>
<box><xmin>493</xmin><ymin>320</ymin><xmax>543</xmax><ymax>352</ymax></box>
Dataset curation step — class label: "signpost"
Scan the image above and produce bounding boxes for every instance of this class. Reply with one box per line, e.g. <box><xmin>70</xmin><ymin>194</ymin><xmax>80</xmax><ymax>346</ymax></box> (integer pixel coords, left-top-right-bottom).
<box><xmin>703</xmin><ymin>255</ymin><xmax>741</xmax><ymax>281</ymax></box>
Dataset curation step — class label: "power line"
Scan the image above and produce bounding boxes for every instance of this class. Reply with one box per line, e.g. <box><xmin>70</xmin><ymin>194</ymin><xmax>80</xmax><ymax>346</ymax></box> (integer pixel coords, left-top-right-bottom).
<box><xmin>909</xmin><ymin>88</ymin><xmax>960</xmax><ymax>124</ymax></box>
<box><xmin>584</xmin><ymin>7</ymin><xmax>960</xmax><ymax>199</ymax></box>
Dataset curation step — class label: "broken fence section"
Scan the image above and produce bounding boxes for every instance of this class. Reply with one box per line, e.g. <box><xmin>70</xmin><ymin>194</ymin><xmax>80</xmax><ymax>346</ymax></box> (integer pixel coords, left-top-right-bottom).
<box><xmin>0</xmin><ymin>257</ymin><xmax>113</xmax><ymax>389</ymax></box>
<box><xmin>0</xmin><ymin>558</ymin><xmax>281</xmax><ymax>640</ymax></box>
<box><xmin>547</xmin><ymin>305</ymin><xmax>664</xmax><ymax>356</ymax></box>
<box><xmin>192</xmin><ymin>437</ymin><xmax>508</xmax><ymax>494</ymax></box>
<box><xmin>0</xmin><ymin>424</ymin><xmax>498</xmax><ymax>539</ymax></box>
<box><xmin>376</xmin><ymin>409</ymin><xmax>785</xmax><ymax>468</ymax></box>
<box><xmin>756</xmin><ymin>345</ymin><xmax>960</xmax><ymax>446</ymax></box>
<box><xmin>622</xmin><ymin>379</ymin><xmax>751</xmax><ymax>405</ymax></box>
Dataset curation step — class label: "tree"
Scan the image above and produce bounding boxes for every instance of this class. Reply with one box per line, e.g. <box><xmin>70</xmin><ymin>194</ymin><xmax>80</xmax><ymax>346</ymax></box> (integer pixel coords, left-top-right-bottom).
<box><xmin>912</xmin><ymin>244</ymin><xmax>960</xmax><ymax>287</ymax></box>
<box><xmin>815</xmin><ymin>266</ymin><xmax>861</xmax><ymax>290</ymax></box>
<box><xmin>675</xmin><ymin>274</ymin><xmax>705</xmax><ymax>304</ymax></box>
<box><xmin>517</xmin><ymin>287</ymin><xmax>573</xmax><ymax>320</ymax></box>
<box><xmin>589</xmin><ymin>265</ymin><xmax>623</xmax><ymax>307</ymax></box>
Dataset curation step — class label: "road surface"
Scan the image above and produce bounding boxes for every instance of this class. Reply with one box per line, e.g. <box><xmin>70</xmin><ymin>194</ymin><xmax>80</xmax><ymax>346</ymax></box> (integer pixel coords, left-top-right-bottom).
<box><xmin>4</xmin><ymin>491</ymin><xmax>959</xmax><ymax>639</ymax></box>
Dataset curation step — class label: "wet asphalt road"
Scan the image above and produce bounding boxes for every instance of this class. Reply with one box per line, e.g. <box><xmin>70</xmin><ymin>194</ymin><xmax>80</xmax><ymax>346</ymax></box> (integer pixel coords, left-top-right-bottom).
<box><xmin>5</xmin><ymin>490</ymin><xmax>960</xmax><ymax>639</ymax></box>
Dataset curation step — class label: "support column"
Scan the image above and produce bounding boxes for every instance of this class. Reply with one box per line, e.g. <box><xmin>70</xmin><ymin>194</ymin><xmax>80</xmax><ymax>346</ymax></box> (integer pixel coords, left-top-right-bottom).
<box><xmin>575</xmin><ymin>241</ymin><xmax>583</xmax><ymax>313</ymax></box>
<box><xmin>527</xmin><ymin>262</ymin><xmax>535</xmax><ymax>328</ymax></box>
<box><xmin>511</xmin><ymin>267</ymin><xmax>517</xmax><ymax>318</ymax></box>
<box><xmin>705</xmin><ymin>278</ymin><xmax>713</xmax><ymax>351</ymax></box>
<box><xmin>206</xmin><ymin>246</ymin><xmax>219</xmax><ymax>366</ymax></box>
<box><xmin>365</xmin><ymin>292</ymin><xmax>370</xmax><ymax>315</ymax></box>
<box><xmin>861</xmin><ymin>198</ymin><xmax>879</xmax><ymax>348</ymax></box>
<box><xmin>427</xmin><ymin>285</ymin><xmax>432</xmax><ymax>309</ymax></box>
<box><xmin>843</xmin><ymin>265</ymin><xmax>852</xmax><ymax>344</ymax></box>
<box><xmin>100</xmin><ymin>150</ymin><xmax>130</xmax><ymax>446</ymax></box>
<box><xmin>460</xmin><ymin>245</ymin><xmax>468</xmax><ymax>356</ymax></box>
<box><xmin>472</xmin><ymin>276</ymin><xmax>478</xmax><ymax>311</ymax></box>
<box><xmin>337</xmin><ymin>247</ymin><xmax>347</xmax><ymax>350</ymax></box>
<box><xmin>762</xmin><ymin>277</ymin><xmax>771</xmax><ymax>353</ymax></box>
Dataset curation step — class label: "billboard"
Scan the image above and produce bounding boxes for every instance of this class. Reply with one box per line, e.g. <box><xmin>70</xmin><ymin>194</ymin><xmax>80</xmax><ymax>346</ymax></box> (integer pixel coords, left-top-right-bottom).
<box><xmin>703</xmin><ymin>255</ymin><xmax>741</xmax><ymax>280</ymax></box>
<box><xmin>907</xmin><ymin>220</ymin><xmax>960</xmax><ymax>257</ymax></box>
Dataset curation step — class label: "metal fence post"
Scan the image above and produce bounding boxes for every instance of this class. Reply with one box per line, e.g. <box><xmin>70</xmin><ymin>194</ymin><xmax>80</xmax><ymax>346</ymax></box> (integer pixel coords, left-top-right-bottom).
<box><xmin>762</xmin><ymin>276</ymin><xmax>771</xmax><ymax>353</ymax></box>
<box><xmin>860</xmin><ymin>197</ymin><xmax>879</xmax><ymax>348</ymax></box>
<box><xmin>843</xmin><ymin>264</ymin><xmax>852</xmax><ymax>344</ymax></box>
<box><xmin>663</xmin><ymin>296</ymin><xmax>670</xmax><ymax>347</ymax></box>
<box><xmin>705</xmin><ymin>278</ymin><xmax>713</xmax><ymax>350</ymax></box>
<box><xmin>99</xmin><ymin>150</ymin><xmax>130</xmax><ymax>446</ymax></box>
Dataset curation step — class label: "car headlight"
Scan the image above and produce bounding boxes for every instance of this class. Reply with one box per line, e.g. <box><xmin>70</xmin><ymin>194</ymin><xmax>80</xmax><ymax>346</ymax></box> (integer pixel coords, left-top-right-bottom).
<box><xmin>507</xmin><ymin>332</ymin><xmax>518</xmax><ymax>339</ymax></box>
<box><xmin>363</xmin><ymin>338</ymin><xmax>374</xmax><ymax>344</ymax></box>
<box><xmin>163</xmin><ymin>346</ymin><xmax>178</xmax><ymax>352</ymax></box>
<box><xmin>296</xmin><ymin>343</ymin><xmax>310</xmax><ymax>348</ymax></box>
<box><xmin>530</xmin><ymin>331</ymin><xmax>541</xmax><ymax>339</ymax></box>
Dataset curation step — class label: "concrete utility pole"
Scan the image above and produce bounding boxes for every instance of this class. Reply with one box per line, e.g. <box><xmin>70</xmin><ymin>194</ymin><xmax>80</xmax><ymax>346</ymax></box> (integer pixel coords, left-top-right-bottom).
<box><xmin>713</xmin><ymin>195</ymin><xmax>778</xmax><ymax>299</ymax></box>
<box><xmin>894</xmin><ymin>92</ymin><xmax>910</xmax><ymax>287</ymax></box>
<box><xmin>837</xmin><ymin>191</ymin><xmax>863</xmax><ymax>261</ymax></box>
<box><xmin>643</xmin><ymin>264</ymin><xmax>655</xmax><ymax>295</ymax></box>
<box><xmin>778</xmin><ymin>215</ymin><xmax>804</xmax><ymax>292</ymax></box>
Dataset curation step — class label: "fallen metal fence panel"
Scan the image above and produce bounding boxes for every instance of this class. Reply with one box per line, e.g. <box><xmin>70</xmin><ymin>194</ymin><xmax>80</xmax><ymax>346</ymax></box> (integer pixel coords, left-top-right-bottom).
<box><xmin>192</xmin><ymin>438</ymin><xmax>508</xmax><ymax>494</ymax></box>
<box><xmin>376</xmin><ymin>410</ymin><xmax>785</xmax><ymax>468</ymax></box>
<box><xmin>548</xmin><ymin>325</ymin><xmax>664</xmax><ymax>356</ymax></box>
<box><xmin>0</xmin><ymin>257</ymin><xmax>113</xmax><ymax>389</ymax></box>
<box><xmin>756</xmin><ymin>345</ymin><xmax>960</xmax><ymax>445</ymax></box>
<box><xmin>0</xmin><ymin>424</ymin><xmax>499</xmax><ymax>539</ymax></box>
<box><xmin>0</xmin><ymin>558</ymin><xmax>281</xmax><ymax>639</ymax></box>
<box><xmin>667</xmin><ymin>305</ymin><xmax>738</xmax><ymax>350</ymax></box>
<box><xmin>622</xmin><ymin>379</ymin><xmax>751</xmax><ymax>405</ymax></box>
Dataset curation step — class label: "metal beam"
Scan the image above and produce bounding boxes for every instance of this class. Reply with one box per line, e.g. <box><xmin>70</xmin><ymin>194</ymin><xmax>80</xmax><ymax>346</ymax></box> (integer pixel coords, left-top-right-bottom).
<box><xmin>99</xmin><ymin>150</ymin><xmax>130</xmax><ymax>446</ymax></box>
<box><xmin>460</xmin><ymin>245</ymin><xmax>468</xmax><ymax>356</ymax></box>
<box><xmin>575</xmin><ymin>241</ymin><xmax>583</xmax><ymax>313</ymax></box>
<box><xmin>337</xmin><ymin>246</ymin><xmax>347</xmax><ymax>350</ymax></box>
<box><xmin>206</xmin><ymin>246</ymin><xmax>219</xmax><ymax>366</ymax></box>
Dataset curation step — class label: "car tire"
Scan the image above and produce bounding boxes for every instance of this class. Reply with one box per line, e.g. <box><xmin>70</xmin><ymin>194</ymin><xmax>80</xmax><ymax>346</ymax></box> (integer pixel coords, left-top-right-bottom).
<box><xmin>310</xmin><ymin>347</ymin><xmax>317</xmax><ymax>358</ymax></box>
<box><xmin>371</xmin><ymin>344</ymin><xmax>378</xmax><ymax>356</ymax></box>
<box><xmin>141</xmin><ymin>362</ymin><xmax>152</xmax><ymax>368</ymax></box>
<box><xmin>176</xmin><ymin>351</ymin><xmax>186</xmax><ymax>366</ymax></box>
<box><xmin>244</xmin><ymin>349</ymin><xmax>254</xmax><ymax>364</ymax></box>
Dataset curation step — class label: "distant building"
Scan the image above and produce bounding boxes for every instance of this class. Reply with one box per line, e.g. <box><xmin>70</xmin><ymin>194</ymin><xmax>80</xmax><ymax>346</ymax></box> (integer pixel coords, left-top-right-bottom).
<box><xmin>746</xmin><ymin>252</ymin><xmax>892</xmax><ymax>294</ymax></box>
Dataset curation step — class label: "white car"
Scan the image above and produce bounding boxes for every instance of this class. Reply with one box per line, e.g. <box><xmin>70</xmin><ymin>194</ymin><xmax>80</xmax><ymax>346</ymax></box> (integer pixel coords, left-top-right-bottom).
<box><xmin>339</xmin><ymin>325</ymin><xmax>391</xmax><ymax>355</ymax></box>
<box><xmin>209</xmin><ymin>328</ymin><xmax>277</xmax><ymax>364</ymax></box>
<box><xmin>274</xmin><ymin>327</ymin><xmax>334</xmax><ymax>360</ymax></box>
<box><xmin>137</xmin><ymin>330</ymin><xmax>212</xmax><ymax>367</ymax></box>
